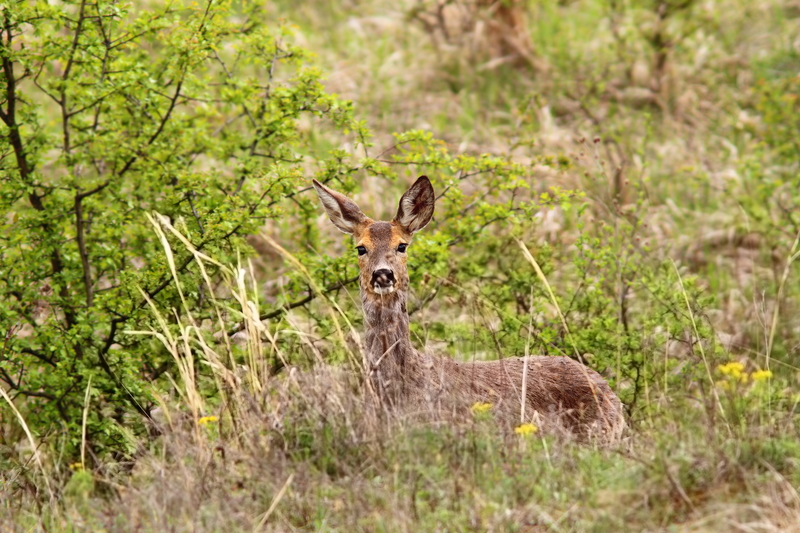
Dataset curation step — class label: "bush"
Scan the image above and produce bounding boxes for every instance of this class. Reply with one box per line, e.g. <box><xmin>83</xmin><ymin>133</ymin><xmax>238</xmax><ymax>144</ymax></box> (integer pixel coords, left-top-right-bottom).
<box><xmin>0</xmin><ymin>0</ymin><xmax>358</xmax><ymax>455</ymax></box>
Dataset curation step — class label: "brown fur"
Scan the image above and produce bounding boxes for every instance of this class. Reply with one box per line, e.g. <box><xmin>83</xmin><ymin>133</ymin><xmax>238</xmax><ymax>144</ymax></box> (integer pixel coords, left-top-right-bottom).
<box><xmin>312</xmin><ymin>177</ymin><xmax>625</xmax><ymax>442</ymax></box>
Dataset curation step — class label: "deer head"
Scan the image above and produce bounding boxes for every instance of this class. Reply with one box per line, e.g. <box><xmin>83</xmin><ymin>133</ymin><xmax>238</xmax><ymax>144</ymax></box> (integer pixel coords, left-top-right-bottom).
<box><xmin>312</xmin><ymin>177</ymin><xmax>435</xmax><ymax>305</ymax></box>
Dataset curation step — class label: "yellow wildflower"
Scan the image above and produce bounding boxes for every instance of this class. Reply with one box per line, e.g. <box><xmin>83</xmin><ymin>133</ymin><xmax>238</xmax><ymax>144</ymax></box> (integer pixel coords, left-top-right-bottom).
<box><xmin>717</xmin><ymin>361</ymin><xmax>747</xmax><ymax>383</ymax></box>
<box><xmin>198</xmin><ymin>415</ymin><xmax>219</xmax><ymax>426</ymax></box>
<box><xmin>751</xmin><ymin>369</ymin><xmax>773</xmax><ymax>382</ymax></box>
<box><xmin>718</xmin><ymin>361</ymin><xmax>744</xmax><ymax>377</ymax></box>
<box><xmin>470</xmin><ymin>402</ymin><xmax>493</xmax><ymax>414</ymax></box>
<box><xmin>514</xmin><ymin>423</ymin><xmax>538</xmax><ymax>436</ymax></box>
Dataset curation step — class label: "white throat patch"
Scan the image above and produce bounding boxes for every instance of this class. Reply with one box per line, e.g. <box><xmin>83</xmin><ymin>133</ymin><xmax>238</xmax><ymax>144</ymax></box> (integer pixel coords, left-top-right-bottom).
<box><xmin>373</xmin><ymin>285</ymin><xmax>395</xmax><ymax>295</ymax></box>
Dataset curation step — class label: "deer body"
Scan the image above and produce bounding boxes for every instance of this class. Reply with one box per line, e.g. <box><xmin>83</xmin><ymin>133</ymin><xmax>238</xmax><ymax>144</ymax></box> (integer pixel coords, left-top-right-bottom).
<box><xmin>313</xmin><ymin>177</ymin><xmax>624</xmax><ymax>441</ymax></box>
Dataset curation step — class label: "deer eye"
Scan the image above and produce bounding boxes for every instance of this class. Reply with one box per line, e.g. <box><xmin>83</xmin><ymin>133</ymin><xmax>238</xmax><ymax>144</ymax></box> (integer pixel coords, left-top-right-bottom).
<box><xmin>356</xmin><ymin>246</ymin><xmax>367</xmax><ymax>256</ymax></box>
<box><xmin>397</xmin><ymin>243</ymin><xmax>408</xmax><ymax>253</ymax></box>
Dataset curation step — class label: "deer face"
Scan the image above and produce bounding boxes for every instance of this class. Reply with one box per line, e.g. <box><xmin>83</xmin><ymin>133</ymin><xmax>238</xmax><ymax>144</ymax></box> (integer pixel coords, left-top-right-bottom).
<box><xmin>312</xmin><ymin>177</ymin><xmax>435</xmax><ymax>298</ymax></box>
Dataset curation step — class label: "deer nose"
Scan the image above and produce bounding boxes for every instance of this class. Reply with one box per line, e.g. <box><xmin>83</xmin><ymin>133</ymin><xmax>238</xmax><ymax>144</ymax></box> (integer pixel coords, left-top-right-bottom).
<box><xmin>371</xmin><ymin>269</ymin><xmax>395</xmax><ymax>290</ymax></box>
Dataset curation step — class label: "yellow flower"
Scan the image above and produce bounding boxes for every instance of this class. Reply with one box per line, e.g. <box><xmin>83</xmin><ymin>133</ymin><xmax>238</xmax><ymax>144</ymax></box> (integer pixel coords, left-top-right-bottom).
<box><xmin>718</xmin><ymin>361</ymin><xmax>744</xmax><ymax>377</ymax></box>
<box><xmin>514</xmin><ymin>423</ymin><xmax>538</xmax><ymax>436</ymax></box>
<box><xmin>198</xmin><ymin>415</ymin><xmax>219</xmax><ymax>426</ymax></box>
<box><xmin>470</xmin><ymin>402</ymin><xmax>493</xmax><ymax>414</ymax></box>
<box><xmin>69</xmin><ymin>462</ymin><xmax>83</xmax><ymax>471</ymax></box>
<box><xmin>718</xmin><ymin>361</ymin><xmax>748</xmax><ymax>383</ymax></box>
<box><xmin>751</xmin><ymin>369</ymin><xmax>773</xmax><ymax>382</ymax></box>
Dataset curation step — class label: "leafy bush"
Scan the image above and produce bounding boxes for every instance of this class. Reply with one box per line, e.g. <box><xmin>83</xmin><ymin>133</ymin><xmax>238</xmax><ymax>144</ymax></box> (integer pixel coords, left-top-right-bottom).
<box><xmin>0</xmin><ymin>0</ymin><xmax>359</xmax><ymax>455</ymax></box>
<box><xmin>0</xmin><ymin>0</ymin><xmax>588</xmax><ymax>458</ymax></box>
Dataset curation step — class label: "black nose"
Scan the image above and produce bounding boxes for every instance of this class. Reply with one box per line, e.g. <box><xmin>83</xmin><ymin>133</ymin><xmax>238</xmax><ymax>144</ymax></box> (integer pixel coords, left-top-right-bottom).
<box><xmin>371</xmin><ymin>269</ymin><xmax>395</xmax><ymax>288</ymax></box>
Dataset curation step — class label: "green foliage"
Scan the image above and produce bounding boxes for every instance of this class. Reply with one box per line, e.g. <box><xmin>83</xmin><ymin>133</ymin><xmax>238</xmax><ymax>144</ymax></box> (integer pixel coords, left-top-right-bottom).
<box><xmin>0</xmin><ymin>0</ymin><xmax>359</xmax><ymax>456</ymax></box>
<box><xmin>0</xmin><ymin>0</ymin><xmax>669</xmax><ymax>459</ymax></box>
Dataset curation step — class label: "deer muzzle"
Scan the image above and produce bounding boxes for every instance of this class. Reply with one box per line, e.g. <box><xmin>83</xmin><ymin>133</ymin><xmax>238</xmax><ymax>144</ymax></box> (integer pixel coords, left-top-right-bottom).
<box><xmin>371</xmin><ymin>268</ymin><xmax>395</xmax><ymax>295</ymax></box>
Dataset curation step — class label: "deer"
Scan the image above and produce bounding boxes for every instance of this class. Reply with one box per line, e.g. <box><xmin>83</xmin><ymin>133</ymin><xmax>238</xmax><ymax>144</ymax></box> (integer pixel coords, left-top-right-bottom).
<box><xmin>312</xmin><ymin>176</ymin><xmax>625</xmax><ymax>442</ymax></box>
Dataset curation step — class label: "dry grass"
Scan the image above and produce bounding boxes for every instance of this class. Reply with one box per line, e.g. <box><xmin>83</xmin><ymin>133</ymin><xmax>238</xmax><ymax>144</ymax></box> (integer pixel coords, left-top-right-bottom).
<box><xmin>4</xmin><ymin>378</ymin><xmax>798</xmax><ymax>531</ymax></box>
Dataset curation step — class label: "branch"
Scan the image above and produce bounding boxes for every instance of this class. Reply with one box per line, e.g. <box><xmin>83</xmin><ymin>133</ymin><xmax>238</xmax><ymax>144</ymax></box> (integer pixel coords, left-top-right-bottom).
<box><xmin>408</xmin><ymin>279</ymin><xmax>445</xmax><ymax>317</ymax></box>
<box><xmin>75</xmin><ymin>193</ymin><xmax>93</xmax><ymax>307</ymax></box>
<box><xmin>186</xmin><ymin>191</ymin><xmax>204</xmax><ymax>235</ymax></box>
<box><xmin>75</xmin><ymin>179</ymin><xmax>110</xmax><ymax>200</ymax></box>
<box><xmin>0</xmin><ymin>327</ymin><xmax>22</xmax><ymax>389</ymax></box>
<box><xmin>117</xmin><ymin>79</ymin><xmax>183</xmax><ymax>178</ymax></box>
<box><xmin>60</xmin><ymin>0</ymin><xmax>89</xmax><ymax>154</ymax></box>
<box><xmin>12</xmin><ymin>389</ymin><xmax>57</xmax><ymax>401</ymax></box>
<box><xmin>91</xmin><ymin>15</ymin><xmax>112</xmax><ymax>133</ymax></box>
<box><xmin>19</xmin><ymin>347</ymin><xmax>57</xmax><ymax>367</ymax></box>
<box><xmin>97</xmin><ymin>319</ymin><xmax>151</xmax><ymax>419</ymax></box>
<box><xmin>0</xmin><ymin>366</ymin><xmax>18</xmax><ymax>390</ymax></box>
<box><xmin>66</xmin><ymin>89</ymin><xmax>118</xmax><ymax>119</ymax></box>
<box><xmin>260</xmin><ymin>275</ymin><xmax>358</xmax><ymax>321</ymax></box>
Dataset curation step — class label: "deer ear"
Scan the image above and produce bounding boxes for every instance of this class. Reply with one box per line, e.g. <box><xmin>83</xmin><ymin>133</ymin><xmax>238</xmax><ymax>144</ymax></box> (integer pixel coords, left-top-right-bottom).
<box><xmin>312</xmin><ymin>179</ymin><xmax>368</xmax><ymax>235</ymax></box>
<box><xmin>394</xmin><ymin>176</ymin><xmax>435</xmax><ymax>234</ymax></box>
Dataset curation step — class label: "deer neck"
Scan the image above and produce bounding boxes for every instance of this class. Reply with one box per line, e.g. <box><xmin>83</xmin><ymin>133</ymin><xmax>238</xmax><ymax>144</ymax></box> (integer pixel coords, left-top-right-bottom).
<box><xmin>361</xmin><ymin>288</ymin><xmax>415</xmax><ymax>367</ymax></box>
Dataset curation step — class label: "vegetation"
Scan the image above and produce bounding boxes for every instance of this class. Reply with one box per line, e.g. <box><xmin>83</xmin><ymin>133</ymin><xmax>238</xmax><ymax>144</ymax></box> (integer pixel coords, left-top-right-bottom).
<box><xmin>1</xmin><ymin>0</ymin><xmax>799</xmax><ymax>530</ymax></box>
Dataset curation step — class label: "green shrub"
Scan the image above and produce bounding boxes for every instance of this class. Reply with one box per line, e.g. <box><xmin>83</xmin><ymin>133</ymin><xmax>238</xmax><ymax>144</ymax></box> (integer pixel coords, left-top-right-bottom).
<box><xmin>0</xmin><ymin>0</ymin><xmax>359</xmax><ymax>456</ymax></box>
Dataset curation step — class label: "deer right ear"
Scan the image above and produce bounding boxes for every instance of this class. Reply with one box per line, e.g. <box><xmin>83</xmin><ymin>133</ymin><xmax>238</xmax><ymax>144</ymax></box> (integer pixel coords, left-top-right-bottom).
<box><xmin>312</xmin><ymin>179</ymin><xmax>368</xmax><ymax>235</ymax></box>
<box><xmin>394</xmin><ymin>176</ymin><xmax>435</xmax><ymax>234</ymax></box>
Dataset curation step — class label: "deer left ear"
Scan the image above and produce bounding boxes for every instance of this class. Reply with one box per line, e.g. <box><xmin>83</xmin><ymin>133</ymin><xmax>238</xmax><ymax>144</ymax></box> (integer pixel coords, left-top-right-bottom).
<box><xmin>394</xmin><ymin>176</ymin><xmax>435</xmax><ymax>234</ymax></box>
<box><xmin>312</xmin><ymin>179</ymin><xmax>369</xmax><ymax>235</ymax></box>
